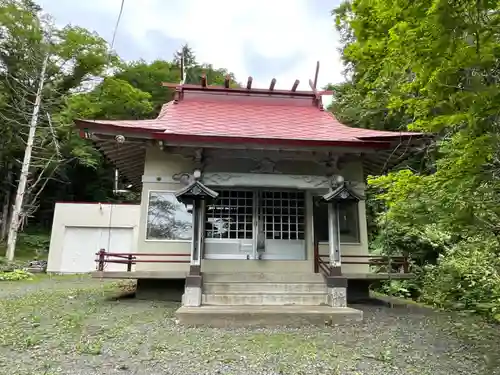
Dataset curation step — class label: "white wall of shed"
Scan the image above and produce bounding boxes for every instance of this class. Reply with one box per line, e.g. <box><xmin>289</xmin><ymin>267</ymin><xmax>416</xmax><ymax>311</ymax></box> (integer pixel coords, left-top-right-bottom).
<box><xmin>47</xmin><ymin>203</ymin><xmax>140</xmax><ymax>273</ymax></box>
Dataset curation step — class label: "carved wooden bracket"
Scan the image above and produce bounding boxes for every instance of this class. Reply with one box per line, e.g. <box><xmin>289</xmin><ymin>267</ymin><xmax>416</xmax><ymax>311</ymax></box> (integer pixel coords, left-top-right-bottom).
<box><xmin>171</xmin><ymin>172</ymin><xmax>193</xmax><ymax>185</ymax></box>
<box><xmin>250</xmin><ymin>157</ymin><xmax>281</xmax><ymax>174</ymax></box>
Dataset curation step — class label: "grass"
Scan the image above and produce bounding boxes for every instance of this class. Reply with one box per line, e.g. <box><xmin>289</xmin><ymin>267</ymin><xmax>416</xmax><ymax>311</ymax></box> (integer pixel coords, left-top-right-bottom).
<box><xmin>0</xmin><ymin>277</ymin><xmax>499</xmax><ymax>375</ymax></box>
<box><xmin>0</xmin><ymin>231</ymin><xmax>50</xmax><ymax>262</ymax></box>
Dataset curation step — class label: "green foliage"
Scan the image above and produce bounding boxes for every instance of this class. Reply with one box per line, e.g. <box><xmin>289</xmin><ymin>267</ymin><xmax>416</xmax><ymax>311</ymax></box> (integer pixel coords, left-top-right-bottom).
<box><xmin>0</xmin><ymin>0</ymin><xmax>239</xmax><ymax>259</ymax></box>
<box><xmin>173</xmin><ymin>43</ymin><xmax>197</xmax><ymax>67</ymax></box>
<box><xmin>420</xmin><ymin>237</ymin><xmax>500</xmax><ymax>322</ymax></box>
<box><xmin>0</xmin><ymin>0</ymin><xmax>120</xmax><ymax>242</ymax></box>
<box><xmin>17</xmin><ymin>232</ymin><xmax>50</xmax><ymax>257</ymax></box>
<box><xmin>378</xmin><ymin>279</ymin><xmax>415</xmax><ymax>299</ymax></box>
<box><xmin>114</xmin><ymin>59</ymin><xmax>180</xmax><ymax>115</ymax></box>
<box><xmin>64</xmin><ymin>78</ymin><xmax>154</xmax><ymax>120</ymax></box>
<box><xmin>0</xmin><ymin>269</ymin><xmax>33</xmax><ymax>281</ymax></box>
<box><xmin>333</xmin><ymin>0</ymin><xmax>500</xmax><ymax>318</ymax></box>
<box><xmin>0</xmin><ymin>257</ymin><xmax>24</xmax><ymax>272</ymax></box>
<box><xmin>0</xmin><ymin>231</ymin><xmax>50</xmax><ymax>260</ymax></box>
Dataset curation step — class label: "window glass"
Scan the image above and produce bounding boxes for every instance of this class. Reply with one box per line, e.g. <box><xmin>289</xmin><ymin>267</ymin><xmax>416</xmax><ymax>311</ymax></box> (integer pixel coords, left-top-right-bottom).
<box><xmin>313</xmin><ymin>197</ymin><xmax>360</xmax><ymax>243</ymax></box>
<box><xmin>261</xmin><ymin>191</ymin><xmax>305</xmax><ymax>240</ymax></box>
<box><xmin>146</xmin><ymin>192</ymin><xmax>192</xmax><ymax>240</ymax></box>
<box><xmin>204</xmin><ymin>190</ymin><xmax>307</xmax><ymax>241</ymax></box>
<box><xmin>205</xmin><ymin>190</ymin><xmax>253</xmax><ymax>239</ymax></box>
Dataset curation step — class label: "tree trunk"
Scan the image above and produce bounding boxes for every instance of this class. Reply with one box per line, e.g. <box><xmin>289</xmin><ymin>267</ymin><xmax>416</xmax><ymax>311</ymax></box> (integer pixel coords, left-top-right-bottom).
<box><xmin>0</xmin><ymin>163</ymin><xmax>13</xmax><ymax>242</ymax></box>
<box><xmin>6</xmin><ymin>52</ymin><xmax>48</xmax><ymax>261</ymax></box>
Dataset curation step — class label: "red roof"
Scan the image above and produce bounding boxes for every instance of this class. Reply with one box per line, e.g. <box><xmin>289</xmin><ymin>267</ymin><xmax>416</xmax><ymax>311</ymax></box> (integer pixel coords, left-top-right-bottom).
<box><xmin>75</xmin><ymin>84</ymin><xmax>421</xmax><ymax>149</ymax></box>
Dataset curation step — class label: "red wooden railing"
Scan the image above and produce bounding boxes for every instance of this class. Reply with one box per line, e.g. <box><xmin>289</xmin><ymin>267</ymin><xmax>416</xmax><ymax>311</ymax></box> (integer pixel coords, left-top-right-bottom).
<box><xmin>95</xmin><ymin>249</ymin><xmax>190</xmax><ymax>272</ymax></box>
<box><xmin>342</xmin><ymin>254</ymin><xmax>410</xmax><ymax>273</ymax></box>
<box><xmin>316</xmin><ymin>255</ymin><xmax>330</xmax><ymax>276</ymax></box>
<box><xmin>314</xmin><ymin>253</ymin><xmax>411</xmax><ymax>276</ymax></box>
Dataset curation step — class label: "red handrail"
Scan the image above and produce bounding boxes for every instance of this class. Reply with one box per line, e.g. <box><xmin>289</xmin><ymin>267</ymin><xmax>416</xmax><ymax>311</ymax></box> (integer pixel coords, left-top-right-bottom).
<box><xmin>96</xmin><ymin>252</ymin><xmax>189</xmax><ymax>257</ymax></box>
<box><xmin>95</xmin><ymin>250</ymin><xmax>191</xmax><ymax>272</ymax></box>
<box><xmin>315</xmin><ymin>254</ymin><xmax>411</xmax><ymax>274</ymax></box>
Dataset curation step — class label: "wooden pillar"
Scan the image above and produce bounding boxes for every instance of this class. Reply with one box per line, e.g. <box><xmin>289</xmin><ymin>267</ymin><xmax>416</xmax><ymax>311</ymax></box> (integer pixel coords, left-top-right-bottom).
<box><xmin>326</xmin><ymin>201</ymin><xmax>346</xmax><ymax>306</ymax></box>
<box><xmin>184</xmin><ymin>199</ymin><xmax>204</xmax><ymax>307</ymax></box>
<box><xmin>327</xmin><ymin>202</ymin><xmax>341</xmax><ymax>268</ymax></box>
<box><xmin>190</xmin><ymin>200</ymin><xmax>201</xmax><ymax>266</ymax></box>
<box><xmin>174</xmin><ymin>178</ymin><xmax>218</xmax><ymax>307</ymax></box>
<box><xmin>196</xmin><ymin>199</ymin><xmax>205</xmax><ymax>263</ymax></box>
<box><xmin>322</xmin><ymin>181</ymin><xmax>361</xmax><ymax>307</ymax></box>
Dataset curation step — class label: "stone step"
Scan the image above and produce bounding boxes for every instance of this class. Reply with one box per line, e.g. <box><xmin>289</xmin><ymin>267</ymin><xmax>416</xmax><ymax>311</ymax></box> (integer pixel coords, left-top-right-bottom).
<box><xmin>176</xmin><ymin>305</ymin><xmax>364</xmax><ymax>327</ymax></box>
<box><xmin>202</xmin><ymin>292</ymin><xmax>328</xmax><ymax>306</ymax></box>
<box><xmin>203</xmin><ymin>282</ymin><xmax>327</xmax><ymax>294</ymax></box>
<box><xmin>203</xmin><ymin>272</ymin><xmax>324</xmax><ymax>283</ymax></box>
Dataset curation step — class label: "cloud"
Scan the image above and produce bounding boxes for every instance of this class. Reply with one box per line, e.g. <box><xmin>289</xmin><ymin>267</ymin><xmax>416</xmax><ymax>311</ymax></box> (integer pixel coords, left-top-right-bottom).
<box><xmin>38</xmin><ymin>0</ymin><xmax>344</xmax><ymax>93</ymax></box>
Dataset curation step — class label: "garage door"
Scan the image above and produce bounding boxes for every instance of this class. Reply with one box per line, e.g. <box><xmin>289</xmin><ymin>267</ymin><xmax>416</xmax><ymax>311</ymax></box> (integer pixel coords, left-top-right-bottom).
<box><xmin>60</xmin><ymin>227</ymin><xmax>133</xmax><ymax>273</ymax></box>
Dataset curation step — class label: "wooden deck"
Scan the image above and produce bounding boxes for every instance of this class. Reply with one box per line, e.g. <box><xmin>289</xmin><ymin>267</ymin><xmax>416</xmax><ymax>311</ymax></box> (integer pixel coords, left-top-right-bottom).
<box><xmin>92</xmin><ymin>271</ymin><xmax>188</xmax><ymax>279</ymax></box>
<box><xmin>91</xmin><ymin>270</ymin><xmax>414</xmax><ymax>280</ymax></box>
<box><xmin>92</xmin><ymin>251</ymin><xmax>415</xmax><ymax>280</ymax></box>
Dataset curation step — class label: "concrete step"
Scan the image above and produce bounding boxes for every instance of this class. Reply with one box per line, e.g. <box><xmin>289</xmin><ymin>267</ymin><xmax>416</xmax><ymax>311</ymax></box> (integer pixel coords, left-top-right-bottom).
<box><xmin>203</xmin><ymin>282</ymin><xmax>327</xmax><ymax>294</ymax></box>
<box><xmin>176</xmin><ymin>305</ymin><xmax>363</xmax><ymax>327</ymax></box>
<box><xmin>203</xmin><ymin>272</ymin><xmax>324</xmax><ymax>283</ymax></box>
<box><xmin>202</xmin><ymin>292</ymin><xmax>328</xmax><ymax>306</ymax></box>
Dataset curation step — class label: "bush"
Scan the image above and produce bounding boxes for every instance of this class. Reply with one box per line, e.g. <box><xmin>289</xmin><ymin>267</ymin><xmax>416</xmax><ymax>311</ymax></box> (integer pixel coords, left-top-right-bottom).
<box><xmin>17</xmin><ymin>232</ymin><xmax>50</xmax><ymax>258</ymax></box>
<box><xmin>0</xmin><ymin>257</ymin><xmax>25</xmax><ymax>272</ymax></box>
<box><xmin>420</xmin><ymin>236</ymin><xmax>500</xmax><ymax>322</ymax></box>
<box><xmin>378</xmin><ymin>279</ymin><xmax>421</xmax><ymax>299</ymax></box>
<box><xmin>0</xmin><ymin>269</ymin><xmax>33</xmax><ymax>281</ymax></box>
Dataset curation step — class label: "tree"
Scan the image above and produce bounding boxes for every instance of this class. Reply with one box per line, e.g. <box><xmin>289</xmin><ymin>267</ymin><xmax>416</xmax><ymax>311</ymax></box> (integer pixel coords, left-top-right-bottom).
<box><xmin>173</xmin><ymin>43</ymin><xmax>197</xmax><ymax>68</ymax></box>
<box><xmin>0</xmin><ymin>0</ymin><xmax>115</xmax><ymax>258</ymax></box>
<box><xmin>0</xmin><ymin>1</ymin><xmax>239</xmax><ymax>259</ymax></box>
<box><xmin>172</xmin><ymin>43</ymin><xmax>239</xmax><ymax>87</ymax></box>
<box><xmin>332</xmin><ymin>0</ymin><xmax>500</xmax><ymax>319</ymax></box>
<box><xmin>113</xmin><ymin>60</ymin><xmax>180</xmax><ymax>116</ymax></box>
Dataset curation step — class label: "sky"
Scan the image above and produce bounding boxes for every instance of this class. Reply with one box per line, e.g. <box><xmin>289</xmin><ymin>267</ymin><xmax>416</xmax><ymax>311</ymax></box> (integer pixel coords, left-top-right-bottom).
<box><xmin>37</xmin><ymin>0</ymin><xmax>344</xmax><ymax>105</ymax></box>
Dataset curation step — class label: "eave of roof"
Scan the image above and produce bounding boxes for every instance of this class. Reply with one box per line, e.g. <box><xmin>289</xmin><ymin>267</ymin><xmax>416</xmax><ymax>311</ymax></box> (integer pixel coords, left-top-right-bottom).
<box><xmin>75</xmin><ymin>118</ymin><xmax>404</xmax><ymax>150</ymax></box>
<box><xmin>75</xmin><ymin>78</ymin><xmax>427</xmax><ymax>158</ymax></box>
<box><xmin>91</xmin><ymin>138</ymin><xmax>421</xmax><ymax>192</ymax></box>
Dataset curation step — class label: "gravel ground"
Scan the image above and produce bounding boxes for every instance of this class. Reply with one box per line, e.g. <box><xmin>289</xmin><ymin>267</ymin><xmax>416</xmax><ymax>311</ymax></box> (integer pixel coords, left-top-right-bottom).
<box><xmin>0</xmin><ymin>276</ymin><xmax>499</xmax><ymax>375</ymax></box>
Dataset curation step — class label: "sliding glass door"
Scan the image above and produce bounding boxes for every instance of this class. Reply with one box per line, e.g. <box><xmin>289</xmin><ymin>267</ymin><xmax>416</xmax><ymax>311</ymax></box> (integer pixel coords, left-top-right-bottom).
<box><xmin>203</xmin><ymin>189</ymin><xmax>306</xmax><ymax>260</ymax></box>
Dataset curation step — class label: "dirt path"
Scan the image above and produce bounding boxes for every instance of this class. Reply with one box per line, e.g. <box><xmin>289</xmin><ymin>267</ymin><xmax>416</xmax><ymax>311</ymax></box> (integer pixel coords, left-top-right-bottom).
<box><xmin>0</xmin><ymin>276</ymin><xmax>498</xmax><ymax>375</ymax></box>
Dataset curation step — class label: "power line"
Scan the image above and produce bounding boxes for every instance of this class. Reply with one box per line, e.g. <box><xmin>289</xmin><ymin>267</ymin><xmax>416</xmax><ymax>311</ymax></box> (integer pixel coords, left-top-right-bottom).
<box><xmin>110</xmin><ymin>0</ymin><xmax>125</xmax><ymax>51</ymax></box>
<box><xmin>104</xmin><ymin>0</ymin><xmax>126</xmax><ymax>255</ymax></box>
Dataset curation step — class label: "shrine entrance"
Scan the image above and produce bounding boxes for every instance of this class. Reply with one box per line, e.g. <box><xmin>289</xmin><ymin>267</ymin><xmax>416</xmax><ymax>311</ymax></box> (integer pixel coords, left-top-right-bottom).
<box><xmin>204</xmin><ymin>189</ymin><xmax>307</xmax><ymax>261</ymax></box>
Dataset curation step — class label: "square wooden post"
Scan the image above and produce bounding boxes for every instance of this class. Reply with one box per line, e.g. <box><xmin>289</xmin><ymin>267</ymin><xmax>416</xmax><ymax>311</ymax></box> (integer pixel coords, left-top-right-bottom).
<box><xmin>327</xmin><ymin>202</ymin><xmax>341</xmax><ymax>268</ymax></box>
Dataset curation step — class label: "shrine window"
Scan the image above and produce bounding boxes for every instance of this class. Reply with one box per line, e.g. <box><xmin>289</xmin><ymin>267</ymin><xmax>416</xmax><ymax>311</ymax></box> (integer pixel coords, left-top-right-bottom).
<box><xmin>313</xmin><ymin>198</ymin><xmax>360</xmax><ymax>244</ymax></box>
<box><xmin>259</xmin><ymin>191</ymin><xmax>305</xmax><ymax>240</ymax></box>
<box><xmin>205</xmin><ymin>190</ymin><xmax>253</xmax><ymax>239</ymax></box>
<box><xmin>145</xmin><ymin>191</ymin><xmax>192</xmax><ymax>241</ymax></box>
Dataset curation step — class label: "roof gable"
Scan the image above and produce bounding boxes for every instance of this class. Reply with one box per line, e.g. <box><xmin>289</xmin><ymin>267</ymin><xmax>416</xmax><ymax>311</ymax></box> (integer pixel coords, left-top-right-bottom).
<box><xmin>74</xmin><ymin>78</ymin><xmax>424</xmax><ymax>148</ymax></box>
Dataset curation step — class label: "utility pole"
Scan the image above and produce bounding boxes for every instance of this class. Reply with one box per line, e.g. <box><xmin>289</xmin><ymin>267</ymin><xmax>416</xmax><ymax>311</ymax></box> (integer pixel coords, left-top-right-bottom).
<box><xmin>5</xmin><ymin>53</ymin><xmax>49</xmax><ymax>261</ymax></box>
<box><xmin>179</xmin><ymin>48</ymin><xmax>186</xmax><ymax>84</ymax></box>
